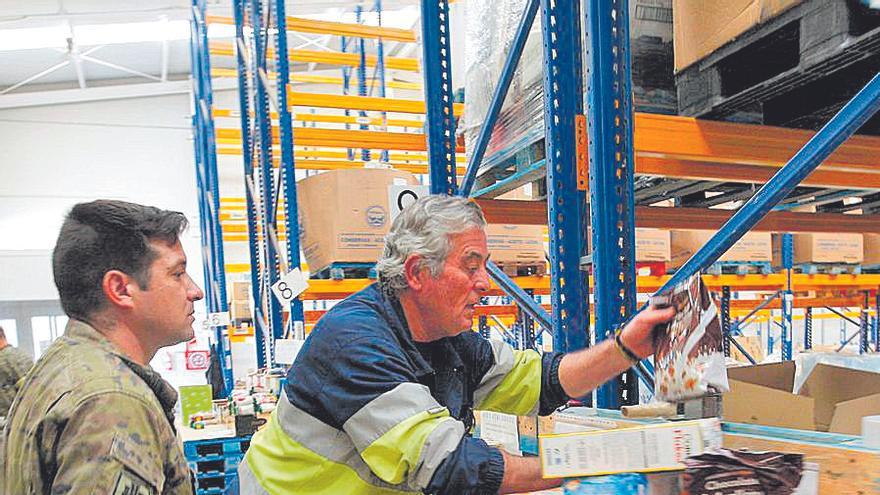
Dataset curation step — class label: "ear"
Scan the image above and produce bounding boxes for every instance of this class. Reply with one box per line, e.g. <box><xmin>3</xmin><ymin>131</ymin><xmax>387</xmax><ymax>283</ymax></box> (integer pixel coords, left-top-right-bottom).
<box><xmin>403</xmin><ymin>254</ymin><xmax>428</xmax><ymax>292</ymax></box>
<box><xmin>102</xmin><ymin>270</ymin><xmax>136</xmax><ymax>310</ymax></box>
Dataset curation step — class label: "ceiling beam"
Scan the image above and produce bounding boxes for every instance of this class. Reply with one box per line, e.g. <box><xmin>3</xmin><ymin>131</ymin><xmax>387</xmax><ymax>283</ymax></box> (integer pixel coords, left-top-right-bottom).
<box><xmin>0</xmin><ymin>78</ymin><xmax>236</xmax><ymax>109</ymax></box>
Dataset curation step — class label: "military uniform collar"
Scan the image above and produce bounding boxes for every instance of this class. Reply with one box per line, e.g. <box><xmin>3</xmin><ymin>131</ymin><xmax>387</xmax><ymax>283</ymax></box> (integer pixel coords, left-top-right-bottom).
<box><xmin>65</xmin><ymin>320</ymin><xmax>179</xmax><ymax>421</ymax></box>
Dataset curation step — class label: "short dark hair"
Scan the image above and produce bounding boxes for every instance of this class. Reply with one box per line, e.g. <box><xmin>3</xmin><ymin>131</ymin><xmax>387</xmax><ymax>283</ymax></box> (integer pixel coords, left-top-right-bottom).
<box><xmin>52</xmin><ymin>200</ymin><xmax>188</xmax><ymax>321</ymax></box>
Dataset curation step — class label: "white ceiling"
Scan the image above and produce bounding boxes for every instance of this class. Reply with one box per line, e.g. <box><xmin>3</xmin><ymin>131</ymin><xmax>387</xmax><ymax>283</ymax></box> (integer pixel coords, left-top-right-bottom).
<box><xmin>0</xmin><ymin>0</ymin><xmax>424</xmax><ymax>96</ymax></box>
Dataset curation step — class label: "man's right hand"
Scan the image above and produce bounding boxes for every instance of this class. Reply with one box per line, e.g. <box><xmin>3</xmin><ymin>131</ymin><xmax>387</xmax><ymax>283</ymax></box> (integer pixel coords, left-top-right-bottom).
<box><xmin>618</xmin><ymin>305</ymin><xmax>677</xmax><ymax>359</ymax></box>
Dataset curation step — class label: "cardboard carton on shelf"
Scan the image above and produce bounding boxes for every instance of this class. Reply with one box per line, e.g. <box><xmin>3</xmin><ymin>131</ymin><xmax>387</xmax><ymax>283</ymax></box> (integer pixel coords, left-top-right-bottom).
<box><xmin>586</xmin><ymin>228</ymin><xmax>672</xmax><ymax>263</ymax></box>
<box><xmin>297</xmin><ymin>168</ymin><xmax>420</xmax><ymax>274</ymax></box>
<box><xmin>230</xmin><ymin>281</ymin><xmax>250</xmax><ymax>301</ymax></box>
<box><xmin>863</xmin><ymin>233</ymin><xmax>880</xmax><ymax>266</ymax></box>
<box><xmin>730</xmin><ymin>335</ymin><xmax>765</xmax><ymax>364</ymax></box>
<box><xmin>772</xmin><ymin>233</ymin><xmax>864</xmax><ymax>265</ymax></box>
<box><xmin>673</xmin><ymin>0</ymin><xmax>803</xmax><ymax>71</ymax></box>
<box><xmin>635</xmin><ymin>228</ymin><xmax>672</xmax><ymax>262</ymax></box>
<box><xmin>669</xmin><ymin>230</ymin><xmax>772</xmax><ymax>269</ymax></box>
<box><xmin>229</xmin><ymin>300</ymin><xmax>252</xmax><ymax>322</ymax></box>
<box><xmin>724</xmin><ymin>361</ymin><xmax>880</xmax><ymax>434</ymax></box>
<box><xmin>484</xmin><ymin>224</ymin><xmax>546</xmax><ymax>267</ymax></box>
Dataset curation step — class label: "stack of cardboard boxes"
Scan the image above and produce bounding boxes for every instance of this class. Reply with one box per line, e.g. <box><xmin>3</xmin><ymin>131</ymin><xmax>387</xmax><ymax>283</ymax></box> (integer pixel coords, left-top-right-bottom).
<box><xmin>669</xmin><ymin>230</ymin><xmax>773</xmax><ymax>269</ymax></box>
<box><xmin>668</xmin><ymin>230</ymin><xmax>865</xmax><ymax>269</ymax></box>
<box><xmin>229</xmin><ymin>281</ymin><xmax>251</xmax><ymax>322</ymax></box>
<box><xmin>296</xmin><ymin>169</ymin><xmax>547</xmax><ymax>276</ymax></box>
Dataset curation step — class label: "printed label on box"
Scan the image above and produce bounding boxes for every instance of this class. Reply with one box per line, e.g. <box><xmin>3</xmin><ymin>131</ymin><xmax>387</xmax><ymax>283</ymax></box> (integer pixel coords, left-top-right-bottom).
<box><xmin>540</xmin><ymin>418</ymin><xmax>721</xmax><ymax>478</ymax></box>
<box><xmin>337</xmin><ymin>232</ymin><xmax>387</xmax><ymax>249</ymax></box>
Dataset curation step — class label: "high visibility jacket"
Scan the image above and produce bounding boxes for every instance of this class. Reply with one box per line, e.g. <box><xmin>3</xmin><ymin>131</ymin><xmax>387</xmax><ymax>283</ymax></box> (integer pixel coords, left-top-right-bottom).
<box><xmin>239</xmin><ymin>284</ymin><xmax>569</xmax><ymax>494</ymax></box>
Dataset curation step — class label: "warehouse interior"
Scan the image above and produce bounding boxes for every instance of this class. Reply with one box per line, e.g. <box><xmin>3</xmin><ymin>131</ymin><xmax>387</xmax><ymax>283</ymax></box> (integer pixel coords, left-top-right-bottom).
<box><xmin>1</xmin><ymin>0</ymin><xmax>880</xmax><ymax>493</ymax></box>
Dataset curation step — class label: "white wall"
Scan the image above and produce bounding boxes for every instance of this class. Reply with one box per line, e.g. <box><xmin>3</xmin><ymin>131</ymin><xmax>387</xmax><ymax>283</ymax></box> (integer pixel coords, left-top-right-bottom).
<box><xmin>0</xmin><ymin>93</ymin><xmax>204</xmax><ymax>299</ymax></box>
<box><xmin>0</xmin><ymin>91</ymin><xmax>213</xmax><ymax>387</ymax></box>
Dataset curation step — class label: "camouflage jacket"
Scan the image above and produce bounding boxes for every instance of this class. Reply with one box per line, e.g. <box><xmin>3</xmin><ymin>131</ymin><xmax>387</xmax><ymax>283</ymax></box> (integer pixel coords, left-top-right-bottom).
<box><xmin>3</xmin><ymin>320</ymin><xmax>193</xmax><ymax>495</ymax></box>
<box><xmin>0</xmin><ymin>344</ymin><xmax>32</xmax><ymax>417</ymax></box>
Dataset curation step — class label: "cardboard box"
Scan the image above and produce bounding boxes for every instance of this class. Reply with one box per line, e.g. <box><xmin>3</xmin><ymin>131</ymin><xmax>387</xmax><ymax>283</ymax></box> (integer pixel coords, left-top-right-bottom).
<box><xmin>863</xmin><ymin>233</ymin><xmax>880</xmax><ymax>266</ymax></box>
<box><xmin>730</xmin><ymin>335</ymin><xmax>765</xmax><ymax>364</ymax></box>
<box><xmin>485</xmin><ymin>224</ymin><xmax>545</xmax><ymax>266</ymax></box>
<box><xmin>635</xmin><ymin>228</ymin><xmax>671</xmax><ymax>262</ymax></box>
<box><xmin>724</xmin><ymin>362</ymin><xmax>880</xmax><ymax>433</ymax></box>
<box><xmin>670</xmin><ymin>230</ymin><xmax>772</xmax><ymax>268</ymax></box>
<box><xmin>673</xmin><ymin>0</ymin><xmax>802</xmax><ymax>71</ymax></box>
<box><xmin>229</xmin><ymin>300</ymin><xmax>252</xmax><ymax>321</ymax></box>
<box><xmin>297</xmin><ymin>169</ymin><xmax>420</xmax><ymax>273</ymax></box>
<box><xmin>779</xmin><ymin>233</ymin><xmax>864</xmax><ymax>264</ymax></box>
<box><xmin>230</xmin><ymin>281</ymin><xmax>250</xmax><ymax>301</ymax></box>
<box><xmin>539</xmin><ymin>418</ymin><xmax>723</xmax><ymax>478</ymax></box>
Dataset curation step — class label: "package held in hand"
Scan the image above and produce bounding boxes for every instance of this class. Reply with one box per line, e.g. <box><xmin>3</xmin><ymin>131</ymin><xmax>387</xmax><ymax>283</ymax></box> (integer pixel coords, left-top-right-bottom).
<box><xmin>653</xmin><ymin>273</ymin><xmax>729</xmax><ymax>402</ymax></box>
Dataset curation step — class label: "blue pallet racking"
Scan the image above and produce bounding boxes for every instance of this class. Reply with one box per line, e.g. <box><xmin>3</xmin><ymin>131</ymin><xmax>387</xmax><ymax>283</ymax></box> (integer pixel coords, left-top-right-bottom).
<box><xmin>191</xmin><ymin>0</ymin><xmax>880</xmax><ymax>405</ymax></box>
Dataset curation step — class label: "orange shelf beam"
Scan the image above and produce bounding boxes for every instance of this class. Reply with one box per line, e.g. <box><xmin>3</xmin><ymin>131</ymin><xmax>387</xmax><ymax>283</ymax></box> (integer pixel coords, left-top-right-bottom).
<box><xmin>209</xmin><ymin>42</ymin><xmax>420</xmax><ymax>72</ymax></box>
<box><xmin>205</xmin><ymin>15</ymin><xmax>416</xmax><ymax>42</ymax></box>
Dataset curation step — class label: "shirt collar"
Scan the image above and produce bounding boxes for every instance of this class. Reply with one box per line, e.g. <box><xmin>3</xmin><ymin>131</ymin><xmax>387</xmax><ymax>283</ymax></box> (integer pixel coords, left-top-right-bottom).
<box><xmin>371</xmin><ymin>284</ymin><xmax>435</xmax><ymax>377</ymax></box>
<box><xmin>373</xmin><ymin>284</ymin><xmax>465</xmax><ymax>375</ymax></box>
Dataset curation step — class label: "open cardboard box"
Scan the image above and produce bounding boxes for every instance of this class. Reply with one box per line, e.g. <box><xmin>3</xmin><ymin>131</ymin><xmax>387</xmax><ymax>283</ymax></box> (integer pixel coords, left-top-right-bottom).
<box><xmin>724</xmin><ymin>361</ymin><xmax>880</xmax><ymax>434</ymax></box>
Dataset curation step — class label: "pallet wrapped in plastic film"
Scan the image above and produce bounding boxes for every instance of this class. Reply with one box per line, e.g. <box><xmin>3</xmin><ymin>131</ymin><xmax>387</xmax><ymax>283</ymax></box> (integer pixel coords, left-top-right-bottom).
<box><xmin>461</xmin><ymin>0</ymin><xmax>676</xmax><ymax>179</ymax></box>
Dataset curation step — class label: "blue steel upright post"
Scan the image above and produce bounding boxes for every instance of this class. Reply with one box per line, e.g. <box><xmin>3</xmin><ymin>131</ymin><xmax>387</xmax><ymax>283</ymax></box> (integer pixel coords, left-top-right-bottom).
<box><xmin>356</xmin><ymin>6</ymin><xmax>371</xmax><ymax>162</ymax></box>
<box><xmin>781</xmin><ymin>233</ymin><xmax>794</xmax><ymax>360</ymax></box>
<box><xmin>585</xmin><ymin>0</ymin><xmax>639</xmax><ymax>407</ymax></box>
<box><xmin>420</xmin><ymin>0</ymin><xmax>457</xmax><ymax>195</ymax></box>
<box><xmin>804</xmin><ymin>307</ymin><xmax>813</xmax><ymax>350</ymax></box>
<box><xmin>875</xmin><ymin>290</ymin><xmax>880</xmax><ymax>352</ymax></box>
<box><xmin>539</xmin><ymin>0</ymin><xmax>591</xmax><ymax>370</ymax></box>
<box><xmin>190</xmin><ymin>0</ymin><xmax>234</xmax><ymax>395</ymax></box>
<box><xmin>232</xmin><ymin>0</ymin><xmax>270</xmax><ymax>368</ymax></box>
<box><xmin>721</xmin><ymin>286</ymin><xmax>731</xmax><ymax>357</ymax></box>
<box><xmin>375</xmin><ymin>0</ymin><xmax>390</xmax><ymax>163</ymax></box>
<box><xmin>274</xmin><ymin>0</ymin><xmax>306</xmax><ymax>335</ymax></box>
<box><xmin>341</xmin><ymin>36</ymin><xmax>355</xmax><ymax>161</ymax></box>
<box><xmin>250</xmin><ymin>0</ymin><xmax>284</xmax><ymax>366</ymax></box>
<box><xmin>861</xmin><ymin>290</ymin><xmax>870</xmax><ymax>354</ymax></box>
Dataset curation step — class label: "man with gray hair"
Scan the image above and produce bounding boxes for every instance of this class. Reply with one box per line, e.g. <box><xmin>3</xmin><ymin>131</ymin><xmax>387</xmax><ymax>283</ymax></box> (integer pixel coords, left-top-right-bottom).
<box><xmin>240</xmin><ymin>195</ymin><xmax>675</xmax><ymax>494</ymax></box>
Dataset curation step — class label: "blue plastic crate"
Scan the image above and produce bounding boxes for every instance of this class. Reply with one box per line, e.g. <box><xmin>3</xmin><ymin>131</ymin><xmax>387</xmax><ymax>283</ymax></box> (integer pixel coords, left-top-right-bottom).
<box><xmin>196</xmin><ymin>473</ymin><xmax>237</xmax><ymax>493</ymax></box>
<box><xmin>184</xmin><ymin>435</ymin><xmax>251</xmax><ymax>460</ymax></box>
<box><xmin>188</xmin><ymin>454</ymin><xmax>243</xmax><ymax>476</ymax></box>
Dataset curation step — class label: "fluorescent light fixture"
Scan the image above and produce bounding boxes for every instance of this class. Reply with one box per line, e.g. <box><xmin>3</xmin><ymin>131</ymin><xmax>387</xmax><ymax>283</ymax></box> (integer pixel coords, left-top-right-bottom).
<box><xmin>0</xmin><ymin>18</ymin><xmax>238</xmax><ymax>53</ymax></box>
<box><xmin>0</xmin><ymin>25</ymin><xmax>69</xmax><ymax>51</ymax></box>
<box><xmin>73</xmin><ymin>19</ymin><xmax>190</xmax><ymax>45</ymax></box>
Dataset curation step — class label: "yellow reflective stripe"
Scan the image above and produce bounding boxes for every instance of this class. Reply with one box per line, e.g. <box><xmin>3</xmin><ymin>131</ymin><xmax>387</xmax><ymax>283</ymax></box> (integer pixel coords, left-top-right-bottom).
<box><xmin>245</xmin><ymin>412</ymin><xmax>411</xmax><ymax>495</ymax></box>
<box><xmin>360</xmin><ymin>408</ymin><xmax>457</xmax><ymax>486</ymax></box>
<box><xmin>475</xmin><ymin>349</ymin><xmax>541</xmax><ymax>415</ymax></box>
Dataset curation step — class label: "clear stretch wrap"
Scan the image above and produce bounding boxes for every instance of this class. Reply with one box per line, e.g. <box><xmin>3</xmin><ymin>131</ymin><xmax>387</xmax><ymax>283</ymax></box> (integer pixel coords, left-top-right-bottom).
<box><xmin>462</xmin><ymin>0</ymin><xmax>676</xmax><ymax>175</ymax></box>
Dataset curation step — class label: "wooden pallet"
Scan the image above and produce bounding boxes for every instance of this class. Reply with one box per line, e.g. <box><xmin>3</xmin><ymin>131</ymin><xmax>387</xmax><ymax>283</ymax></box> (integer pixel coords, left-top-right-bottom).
<box><xmin>861</xmin><ymin>263</ymin><xmax>880</xmax><ymax>274</ymax></box>
<box><xmin>676</xmin><ymin>0</ymin><xmax>880</xmax><ymax>133</ymax></box>
<box><xmin>705</xmin><ymin>261</ymin><xmax>774</xmax><ymax>276</ymax></box>
<box><xmin>494</xmin><ymin>261</ymin><xmax>547</xmax><ymax>278</ymax></box>
<box><xmin>310</xmin><ymin>262</ymin><xmax>377</xmax><ymax>280</ymax></box>
<box><xmin>792</xmin><ymin>263</ymin><xmax>863</xmax><ymax>275</ymax></box>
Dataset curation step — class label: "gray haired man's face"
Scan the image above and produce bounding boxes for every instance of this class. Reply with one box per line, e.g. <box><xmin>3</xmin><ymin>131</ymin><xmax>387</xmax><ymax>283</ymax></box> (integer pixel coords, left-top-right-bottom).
<box><xmin>413</xmin><ymin>227</ymin><xmax>491</xmax><ymax>337</ymax></box>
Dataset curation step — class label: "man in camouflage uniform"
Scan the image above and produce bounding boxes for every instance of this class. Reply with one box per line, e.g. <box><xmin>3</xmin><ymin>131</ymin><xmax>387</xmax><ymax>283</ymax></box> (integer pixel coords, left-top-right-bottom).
<box><xmin>0</xmin><ymin>324</ymin><xmax>32</xmax><ymax>418</ymax></box>
<box><xmin>4</xmin><ymin>200</ymin><xmax>203</xmax><ymax>494</ymax></box>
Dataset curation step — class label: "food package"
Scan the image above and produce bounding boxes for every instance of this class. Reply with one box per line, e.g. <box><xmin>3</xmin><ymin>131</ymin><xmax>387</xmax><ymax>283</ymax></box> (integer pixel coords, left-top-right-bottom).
<box><xmin>562</xmin><ymin>473</ymin><xmax>648</xmax><ymax>494</ymax></box>
<box><xmin>683</xmin><ymin>449</ymin><xmax>804</xmax><ymax>495</ymax></box>
<box><xmin>653</xmin><ymin>273</ymin><xmax>729</xmax><ymax>402</ymax></box>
